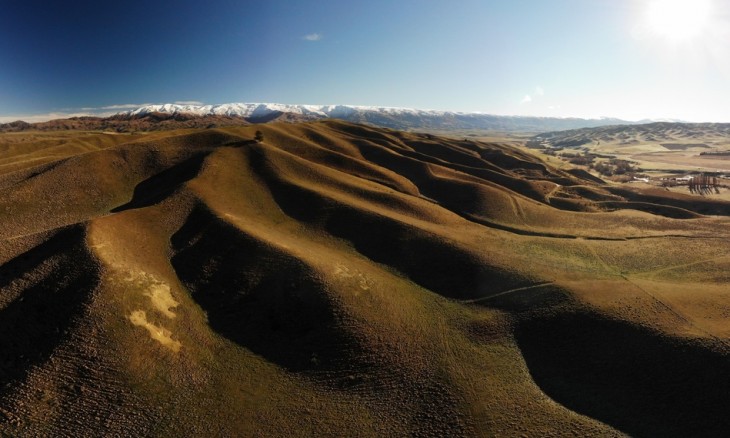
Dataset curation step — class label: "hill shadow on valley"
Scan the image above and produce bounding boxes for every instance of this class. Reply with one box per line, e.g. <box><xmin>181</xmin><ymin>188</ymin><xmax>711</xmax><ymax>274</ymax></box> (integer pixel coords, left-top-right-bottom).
<box><xmin>0</xmin><ymin>226</ymin><xmax>100</xmax><ymax>395</ymax></box>
<box><xmin>516</xmin><ymin>311</ymin><xmax>730</xmax><ymax>437</ymax></box>
<box><xmin>111</xmin><ymin>154</ymin><xmax>207</xmax><ymax>213</ymax></box>
<box><xmin>170</xmin><ymin>206</ymin><xmax>361</xmax><ymax>373</ymax></box>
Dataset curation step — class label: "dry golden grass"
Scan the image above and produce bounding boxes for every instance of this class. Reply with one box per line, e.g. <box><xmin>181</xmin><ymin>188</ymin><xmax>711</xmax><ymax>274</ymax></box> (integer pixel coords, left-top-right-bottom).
<box><xmin>1</xmin><ymin>121</ymin><xmax>729</xmax><ymax>436</ymax></box>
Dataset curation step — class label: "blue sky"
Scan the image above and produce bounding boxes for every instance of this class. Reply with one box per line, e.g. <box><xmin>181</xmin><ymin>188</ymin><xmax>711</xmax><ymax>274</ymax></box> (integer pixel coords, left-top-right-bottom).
<box><xmin>1</xmin><ymin>0</ymin><xmax>729</xmax><ymax>122</ymax></box>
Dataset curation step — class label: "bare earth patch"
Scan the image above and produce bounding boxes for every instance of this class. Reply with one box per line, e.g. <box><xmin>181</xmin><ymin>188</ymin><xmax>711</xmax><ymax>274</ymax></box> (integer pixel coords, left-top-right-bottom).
<box><xmin>128</xmin><ymin>310</ymin><xmax>181</xmax><ymax>352</ymax></box>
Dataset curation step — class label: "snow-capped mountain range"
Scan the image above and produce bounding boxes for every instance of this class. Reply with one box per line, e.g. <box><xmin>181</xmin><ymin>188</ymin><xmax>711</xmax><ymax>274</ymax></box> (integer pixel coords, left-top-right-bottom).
<box><xmin>123</xmin><ymin>103</ymin><xmax>437</xmax><ymax>119</ymax></box>
<box><xmin>120</xmin><ymin>102</ymin><xmax>639</xmax><ymax>133</ymax></box>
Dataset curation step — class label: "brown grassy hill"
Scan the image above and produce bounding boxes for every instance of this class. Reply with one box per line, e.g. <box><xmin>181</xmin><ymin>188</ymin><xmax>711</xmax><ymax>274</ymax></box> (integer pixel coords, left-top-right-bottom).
<box><xmin>535</xmin><ymin>122</ymin><xmax>730</xmax><ymax>149</ymax></box>
<box><xmin>529</xmin><ymin>123</ymin><xmax>730</xmax><ymax>182</ymax></box>
<box><xmin>1</xmin><ymin>121</ymin><xmax>730</xmax><ymax>436</ymax></box>
<box><xmin>0</xmin><ymin>112</ymin><xmax>252</xmax><ymax>133</ymax></box>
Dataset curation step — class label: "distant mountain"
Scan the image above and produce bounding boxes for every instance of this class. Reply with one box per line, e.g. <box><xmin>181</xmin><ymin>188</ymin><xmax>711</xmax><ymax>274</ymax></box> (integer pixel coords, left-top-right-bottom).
<box><xmin>534</xmin><ymin>122</ymin><xmax>730</xmax><ymax>148</ymax></box>
<box><xmin>1</xmin><ymin>102</ymin><xmax>673</xmax><ymax>134</ymax></box>
<box><xmin>118</xmin><ymin>102</ymin><xmax>640</xmax><ymax>133</ymax></box>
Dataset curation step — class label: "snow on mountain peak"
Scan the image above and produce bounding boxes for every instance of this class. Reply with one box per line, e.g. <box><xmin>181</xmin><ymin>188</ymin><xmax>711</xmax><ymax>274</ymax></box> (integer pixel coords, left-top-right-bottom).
<box><xmin>118</xmin><ymin>102</ymin><xmax>644</xmax><ymax>133</ymax></box>
<box><xmin>121</xmin><ymin>102</ymin><xmax>454</xmax><ymax>119</ymax></box>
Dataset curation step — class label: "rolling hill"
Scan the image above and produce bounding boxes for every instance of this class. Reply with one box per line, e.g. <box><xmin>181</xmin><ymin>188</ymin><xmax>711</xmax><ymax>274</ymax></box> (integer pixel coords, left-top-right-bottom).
<box><xmin>1</xmin><ymin>121</ymin><xmax>730</xmax><ymax>436</ymax></box>
<box><xmin>532</xmin><ymin>122</ymin><xmax>730</xmax><ymax>175</ymax></box>
<box><xmin>0</xmin><ymin>112</ymin><xmax>252</xmax><ymax>133</ymax></box>
<box><xmin>535</xmin><ymin>122</ymin><xmax>730</xmax><ymax>149</ymax></box>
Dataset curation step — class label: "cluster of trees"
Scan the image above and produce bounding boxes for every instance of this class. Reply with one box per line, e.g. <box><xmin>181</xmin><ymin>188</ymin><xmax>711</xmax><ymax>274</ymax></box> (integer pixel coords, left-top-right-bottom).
<box><xmin>559</xmin><ymin>151</ymin><xmax>595</xmax><ymax>166</ymax></box>
<box><xmin>552</xmin><ymin>150</ymin><xmax>643</xmax><ymax>179</ymax></box>
<box><xmin>568</xmin><ymin>155</ymin><xmax>593</xmax><ymax>166</ymax></box>
<box><xmin>699</xmin><ymin>151</ymin><xmax>730</xmax><ymax>156</ymax></box>
<box><xmin>689</xmin><ymin>173</ymin><xmax>720</xmax><ymax>195</ymax></box>
<box><xmin>558</xmin><ymin>152</ymin><xmax>638</xmax><ymax>175</ymax></box>
<box><xmin>593</xmin><ymin>159</ymin><xmax>638</xmax><ymax>177</ymax></box>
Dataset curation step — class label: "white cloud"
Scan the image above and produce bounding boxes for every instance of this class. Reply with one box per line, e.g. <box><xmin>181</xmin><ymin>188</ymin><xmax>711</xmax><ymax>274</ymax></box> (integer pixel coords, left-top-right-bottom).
<box><xmin>521</xmin><ymin>95</ymin><xmax>532</xmax><ymax>104</ymax></box>
<box><xmin>535</xmin><ymin>86</ymin><xmax>545</xmax><ymax>96</ymax></box>
<box><xmin>303</xmin><ymin>33</ymin><xmax>323</xmax><ymax>41</ymax></box>
<box><xmin>174</xmin><ymin>100</ymin><xmax>205</xmax><ymax>105</ymax></box>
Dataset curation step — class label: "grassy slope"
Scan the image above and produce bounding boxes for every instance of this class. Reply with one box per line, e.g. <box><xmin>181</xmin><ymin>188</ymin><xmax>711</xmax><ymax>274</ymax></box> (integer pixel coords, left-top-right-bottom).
<box><xmin>0</xmin><ymin>121</ymin><xmax>729</xmax><ymax>436</ymax></box>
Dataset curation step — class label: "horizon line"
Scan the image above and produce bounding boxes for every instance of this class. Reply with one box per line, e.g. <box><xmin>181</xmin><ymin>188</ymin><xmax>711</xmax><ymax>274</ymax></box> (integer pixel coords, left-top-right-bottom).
<box><xmin>0</xmin><ymin>102</ymin><xmax>720</xmax><ymax>124</ymax></box>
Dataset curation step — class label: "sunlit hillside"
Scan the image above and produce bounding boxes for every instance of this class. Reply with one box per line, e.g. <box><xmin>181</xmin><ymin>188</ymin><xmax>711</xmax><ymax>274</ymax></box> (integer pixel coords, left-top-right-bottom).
<box><xmin>1</xmin><ymin>121</ymin><xmax>730</xmax><ymax>436</ymax></box>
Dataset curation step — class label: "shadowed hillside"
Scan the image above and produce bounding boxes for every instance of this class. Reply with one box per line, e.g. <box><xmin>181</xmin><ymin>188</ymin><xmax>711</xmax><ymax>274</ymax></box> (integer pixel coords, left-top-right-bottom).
<box><xmin>1</xmin><ymin>120</ymin><xmax>730</xmax><ymax>436</ymax></box>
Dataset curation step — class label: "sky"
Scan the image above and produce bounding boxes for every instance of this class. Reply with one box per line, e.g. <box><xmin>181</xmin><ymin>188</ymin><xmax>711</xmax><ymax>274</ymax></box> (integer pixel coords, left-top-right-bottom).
<box><xmin>1</xmin><ymin>0</ymin><xmax>730</xmax><ymax>122</ymax></box>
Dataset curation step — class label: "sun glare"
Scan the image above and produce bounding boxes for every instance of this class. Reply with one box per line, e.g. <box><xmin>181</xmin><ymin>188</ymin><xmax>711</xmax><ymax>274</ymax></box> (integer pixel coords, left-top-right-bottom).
<box><xmin>646</xmin><ymin>0</ymin><xmax>713</xmax><ymax>42</ymax></box>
